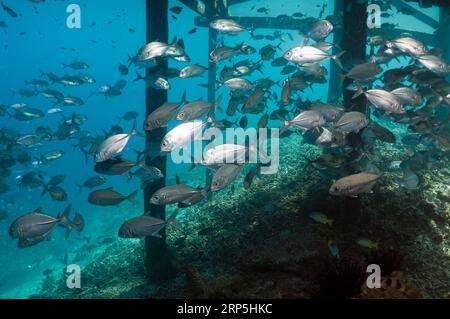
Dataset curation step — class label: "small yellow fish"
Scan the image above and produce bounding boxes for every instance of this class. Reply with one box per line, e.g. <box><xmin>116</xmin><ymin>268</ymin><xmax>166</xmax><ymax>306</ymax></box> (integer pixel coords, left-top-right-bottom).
<box><xmin>309</xmin><ymin>212</ymin><xmax>333</xmax><ymax>226</ymax></box>
<box><xmin>356</xmin><ymin>238</ymin><xmax>379</xmax><ymax>250</ymax></box>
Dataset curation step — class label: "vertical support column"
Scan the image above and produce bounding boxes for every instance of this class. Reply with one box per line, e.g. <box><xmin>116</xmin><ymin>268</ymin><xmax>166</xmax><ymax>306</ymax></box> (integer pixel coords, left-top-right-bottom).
<box><xmin>327</xmin><ymin>0</ymin><xmax>344</xmax><ymax>103</ymax></box>
<box><xmin>438</xmin><ymin>7</ymin><xmax>450</xmax><ymax>75</ymax></box>
<box><xmin>205</xmin><ymin>2</ymin><xmax>222</xmax><ymax>187</ymax></box>
<box><xmin>144</xmin><ymin>0</ymin><xmax>173</xmax><ymax>283</ymax></box>
<box><xmin>341</xmin><ymin>0</ymin><xmax>368</xmax><ymax>114</ymax></box>
<box><xmin>339</xmin><ymin>0</ymin><xmax>369</xmax><ymax>218</ymax></box>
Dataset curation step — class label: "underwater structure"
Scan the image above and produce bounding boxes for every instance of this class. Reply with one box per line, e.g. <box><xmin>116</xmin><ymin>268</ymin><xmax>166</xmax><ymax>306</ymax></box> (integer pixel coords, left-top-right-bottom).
<box><xmin>0</xmin><ymin>0</ymin><xmax>449</xmax><ymax>299</ymax></box>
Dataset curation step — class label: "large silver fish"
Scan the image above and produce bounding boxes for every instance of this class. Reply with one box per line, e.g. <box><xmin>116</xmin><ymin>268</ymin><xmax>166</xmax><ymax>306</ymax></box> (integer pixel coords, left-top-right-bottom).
<box><xmin>160</xmin><ymin>119</ymin><xmax>210</xmax><ymax>152</ymax></box>
<box><xmin>176</xmin><ymin>95</ymin><xmax>222</xmax><ymax>122</ymax></box>
<box><xmin>354</xmin><ymin>89</ymin><xmax>405</xmax><ymax>114</ymax></box>
<box><xmin>209</xmin><ymin>19</ymin><xmax>249</xmax><ymax>34</ymax></box>
<box><xmin>179</xmin><ymin>64</ymin><xmax>208</xmax><ymax>78</ymax></box>
<box><xmin>209</xmin><ymin>43</ymin><xmax>243</xmax><ymax>63</ymax></box>
<box><xmin>333</xmin><ymin>111</ymin><xmax>369</xmax><ymax>134</ymax></box>
<box><xmin>144</xmin><ymin>90</ymin><xmax>186</xmax><ymax>131</ymax></box>
<box><xmin>310</xmin><ymin>103</ymin><xmax>344</xmax><ymax>122</ymax></box>
<box><xmin>283</xmin><ymin>46</ymin><xmax>344</xmax><ymax>68</ymax></box>
<box><xmin>390</xmin><ymin>87</ymin><xmax>423</xmax><ymax>107</ymax></box>
<box><xmin>223</xmin><ymin>77</ymin><xmax>254</xmax><ymax>91</ymax></box>
<box><xmin>95</xmin><ymin>121</ymin><xmax>142</xmax><ymax>162</ymax></box>
<box><xmin>150</xmin><ymin>184</ymin><xmax>208</xmax><ymax>206</ymax></box>
<box><xmin>308</xmin><ymin>19</ymin><xmax>334</xmax><ymax>42</ymax></box>
<box><xmin>279</xmin><ymin>110</ymin><xmax>325</xmax><ymax>133</ymax></box>
<box><xmin>417</xmin><ymin>55</ymin><xmax>450</xmax><ymax>76</ymax></box>
<box><xmin>203</xmin><ymin>143</ymin><xmax>249</xmax><ymax>166</ymax></box>
<box><xmin>386</xmin><ymin>36</ymin><xmax>427</xmax><ymax>56</ymax></box>
<box><xmin>9</xmin><ymin>205</ymin><xmax>74</xmax><ymax>239</ymax></box>
<box><xmin>118</xmin><ymin>211</ymin><xmax>177</xmax><ymax>238</ymax></box>
<box><xmin>342</xmin><ymin>63</ymin><xmax>382</xmax><ymax>81</ymax></box>
<box><xmin>329</xmin><ymin>172</ymin><xmax>380</xmax><ymax>197</ymax></box>
<box><xmin>211</xmin><ymin>164</ymin><xmax>244</xmax><ymax>192</ymax></box>
<box><xmin>88</xmin><ymin>188</ymin><xmax>138</xmax><ymax>206</ymax></box>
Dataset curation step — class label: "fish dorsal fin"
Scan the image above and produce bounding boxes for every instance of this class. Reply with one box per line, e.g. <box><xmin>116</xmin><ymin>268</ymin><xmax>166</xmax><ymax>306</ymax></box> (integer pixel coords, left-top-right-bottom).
<box><xmin>106</xmin><ymin>187</ymin><xmax>114</xmax><ymax>190</ymax></box>
<box><xmin>176</xmin><ymin>174</ymin><xmax>181</xmax><ymax>184</ymax></box>
<box><xmin>34</xmin><ymin>207</ymin><xmax>43</xmax><ymax>213</ymax></box>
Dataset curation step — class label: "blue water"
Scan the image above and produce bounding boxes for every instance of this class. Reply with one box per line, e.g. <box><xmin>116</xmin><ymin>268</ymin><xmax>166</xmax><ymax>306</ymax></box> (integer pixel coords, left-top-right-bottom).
<box><xmin>0</xmin><ymin>0</ymin><xmax>448</xmax><ymax>298</ymax></box>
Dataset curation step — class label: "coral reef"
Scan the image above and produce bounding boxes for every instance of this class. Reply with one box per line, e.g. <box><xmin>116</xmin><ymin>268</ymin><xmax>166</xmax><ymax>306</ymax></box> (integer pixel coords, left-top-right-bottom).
<box><xmin>32</xmin><ymin>133</ymin><xmax>450</xmax><ymax>299</ymax></box>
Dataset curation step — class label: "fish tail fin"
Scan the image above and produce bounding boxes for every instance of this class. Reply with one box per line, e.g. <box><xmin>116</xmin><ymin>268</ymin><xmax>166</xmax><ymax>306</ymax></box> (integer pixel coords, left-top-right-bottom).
<box><xmin>206</xmin><ymin>114</ymin><xmax>216</xmax><ymax>126</ymax></box>
<box><xmin>299</xmin><ymin>32</ymin><xmax>309</xmax><ymax>46</ymax></box>
<box><xmin>275</xmin><ymin>114</ymin><xmax>290</xmax><ymax>134</ymax></box>
<box><xmin>79</xmin><ymin>146</ymin><xmax>90</xmax><ymax>164</ymax></box>
<box><xmin>127</xmin><ymin>190</ymin><xmax>139</xmax><ymax>206</ymax></box>
<box><xmin>130</xmin><ymin>119</ymin><xmax>144</xmax><ymax>137</ymax></box>
<box><xmin>133</xmin><ymin>149</ymin><xmax>145</xmax><ymax>162</ymax></box>
<box><xmin>166</xmin><ymin>210</ymin><xmax>178</xmax><ymax>226</ymax></box>
<box><xmin>338</xmin><ymin>72</ymin><xmax>347</xmax><ymax>85</ymax></box>
<box><xmin>332</xmin><ymin>51</ymin><xmax>345</xmax><ymax>69</ymax></box>
<box><xmin>62</xmin><ymin>64</ymin><xmax>68</xmax><ymax>69</ymax></box>
<box><xmin>256</xmin><ymin>62</ymin><xmax>264</xmax><ymax>74</ymax></box>
<box><xmin>352</xmin><ymin>86</ymin><xmax>364</xmax><ymax>99</ymax></box>
<box><xmin>276</xmin><ymin>42</ymin><xmax>283</xmax><ymax>50</ymax></box>
<box><xmin>72</xmin><ymin>212</ymin><xmax>84</xmax><ymax>233</ymax></box>
<box><xmin>201</xmin><ymin>185</ymin><xmax>211</xmax><ymax>199</ymax></box>
<box><xmin>133</xmin><ymin>71</ymin><xmax>143</xmax><ymax>82</ymax></box>
<box><xmin>127</xmin><ymin>53</ymin><xmax>134</xmax><ymax>67</ymax></box>
<box><xmin>214</xmin><ymin>94</ymin><xmax>224</xmax><ymax>113</ymax></box>
<box><xmin>180</xmin><ymin>89</ymin><xmax>187</xmax><ymax>104</ymax></box>
<box><xmin>327</xmin><ymin>219</ymin><xmax>334</xmax><ymax>227</ymax></box>
<box><xmin>59</xmin><ymin>204</ymin><xmax>73</xmax><ymax>239</ymax></box>
<box><xmin>40</xmin><ymin>181</ymin><xmax>48</xmax><ymax>196</ymax></box>
<box><xmin>275</xmin><ymin>79</ymin><xmax>282</xmax><ymax>87</ymax></box>
<box><xmin>372</xmin><ymin>242</ymin><xmax>380</xmax><ymax>250</ymax></box>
